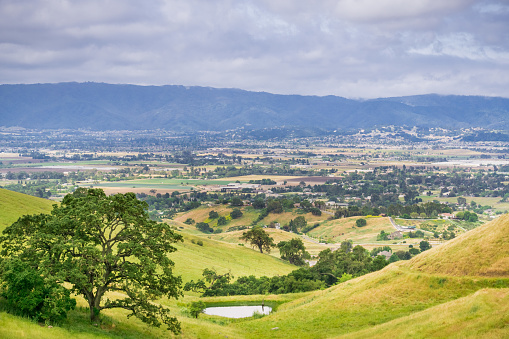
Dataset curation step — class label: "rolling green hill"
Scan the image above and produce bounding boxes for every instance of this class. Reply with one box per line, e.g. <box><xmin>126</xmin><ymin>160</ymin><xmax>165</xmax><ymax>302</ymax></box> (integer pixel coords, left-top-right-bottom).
<box><xmin>0</xmin><ymin>188</ymin><xmax>54</xmax><ymax>232</ymax></box>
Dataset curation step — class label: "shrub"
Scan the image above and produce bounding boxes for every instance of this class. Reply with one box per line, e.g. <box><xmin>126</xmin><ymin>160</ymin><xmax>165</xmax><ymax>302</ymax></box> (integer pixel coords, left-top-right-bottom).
<box><xmin>196</xmin><ymin>222</ymin><xmax>213</xmax><ymax>233</ymax></box>
<box><xmin>188</xmin><ymin>301</ymin><xmax>206</xmax><ymax>318</ymax></box>
<box><xmin>230</xmin><ymin>208</ymin><xmax>243</xmax><ymax>219</ymax></box>
<box><xmin>0</xmin><ymin>257</ymin><xmax>76</xmax><ymax>323</ymax></box>
<box><xmin>356</xmin><ymin>218</ymin><xmax>367</xmax><ymax>227</ymax></box>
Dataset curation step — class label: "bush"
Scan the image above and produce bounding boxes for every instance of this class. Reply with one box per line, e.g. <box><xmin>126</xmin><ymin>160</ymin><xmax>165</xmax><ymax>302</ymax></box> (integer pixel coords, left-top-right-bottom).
<box><xmin>184</xmin><ymin>218</ymin><xmax>195</xmax><ymax>225</ymax></box>
<box><xmin>188</xmin><ymin>301</ymin><xmax>206</xmax><ymax>318</ymax></box>
<box><xmin>0</xmin><ymin>257</ymin><xmax>76</xmax><ymax>323</ymax></box>
<box><xmin>230</xmin><ymin>208</ymin><xmax>243</xmax><ymax>219</ymax></box>
<box><xmin>196</xmin><ymin>222</ymin><xmax>213</xmax><ymax>233</ymax></box>
<box><xmin>356</xmin><ymin>218</ymin><xmax>367</xmax><ymax>227</ymax></box>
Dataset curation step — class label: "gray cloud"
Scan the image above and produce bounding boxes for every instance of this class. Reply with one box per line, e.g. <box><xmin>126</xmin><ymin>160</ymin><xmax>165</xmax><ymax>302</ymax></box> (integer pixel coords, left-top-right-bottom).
<box><xmin>0</xmin><ymin>0</ymin><xmax>508</xmax><ymax>98</ymax></box>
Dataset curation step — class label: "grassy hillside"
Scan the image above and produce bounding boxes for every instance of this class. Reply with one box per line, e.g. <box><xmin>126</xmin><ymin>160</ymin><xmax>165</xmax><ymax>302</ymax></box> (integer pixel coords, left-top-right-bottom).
<box><xmin>231</xmin><ymin>215</ymin><xmax>509</xmax><ymax>338</ymax></box>
<box><xmin>210</xmin><ymin>228</ymin><xmax>335</xmax><ymax>257</ymax></box>
<box><xmin>307</xmin><ymin>215</ymin><xmax>395</xmax><ymax>244</ymax></box>
<box><xmin>172</xmin><ymin>232</ymin><xmax>295</xmax><ymax>283</ymax></box>
<box><xmin>341</xmin><ymin>288</ymin><xmax>509</xmax><ymax>339</ymax></box>
<box><xmin>174</xmin><ymin>205</ymin><xmax>328</xmax><ymax>229</ymax></box>
<box><xmin>0</xmin><ymin>188</ymin><xmax>54</xmax><ymax>232</ymax></box>
<box><xmin>408</xmin><ymin>214</ymin><xmax>509</xmax><ymax>277</ymax></box>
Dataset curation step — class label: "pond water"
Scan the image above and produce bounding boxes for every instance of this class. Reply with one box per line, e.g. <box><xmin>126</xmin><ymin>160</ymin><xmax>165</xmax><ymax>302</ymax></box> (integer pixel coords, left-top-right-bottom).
<box><xmin>203</xmin><ymin>305</ymin><xmax>272</xmax><ymax>318</ymax></box>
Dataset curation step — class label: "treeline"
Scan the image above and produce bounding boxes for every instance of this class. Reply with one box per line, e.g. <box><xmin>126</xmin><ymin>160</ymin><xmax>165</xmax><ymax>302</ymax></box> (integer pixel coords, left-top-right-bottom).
<box><xmin>4</xmin><ymin>171</ymin><xmax>66</xmax><ymax>180</ymax></box>
<box><xmin>332</xmin><ymin>201</ymin><xmax>452</xmax><ymax>219</ymax></box>
<box><xmin>185</xmin><ymin>245</ymin><xmax>388</xmax><ymax>296</ymax></box>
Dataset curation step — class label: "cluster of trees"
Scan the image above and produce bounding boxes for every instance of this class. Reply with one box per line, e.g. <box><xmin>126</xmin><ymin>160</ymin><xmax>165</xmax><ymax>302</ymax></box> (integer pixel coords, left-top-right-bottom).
<box><xmin>455</xmin><ymin>211</ymin><xmax>479</xmax><ymax>222</ymax></box>
<box><xmin>185</xmin><ymin>241</ymin><xmax>389</xmax><ymax>297</ymax></box>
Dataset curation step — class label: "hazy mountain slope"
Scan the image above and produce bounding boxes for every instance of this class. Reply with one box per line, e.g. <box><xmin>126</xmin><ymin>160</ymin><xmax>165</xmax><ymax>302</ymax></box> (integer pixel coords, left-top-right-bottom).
<box><xmin>1</xmin><ymin>83</ymin><xmax>508</xmax><ymax>130</ymax></box>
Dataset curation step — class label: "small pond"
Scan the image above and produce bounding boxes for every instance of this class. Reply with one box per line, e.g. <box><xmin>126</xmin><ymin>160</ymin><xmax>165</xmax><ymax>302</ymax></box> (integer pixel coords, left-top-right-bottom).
<box><xmin>203</xmin><ymin>305</ymin><xmax>272</xmax><ymax>318</ymax></box>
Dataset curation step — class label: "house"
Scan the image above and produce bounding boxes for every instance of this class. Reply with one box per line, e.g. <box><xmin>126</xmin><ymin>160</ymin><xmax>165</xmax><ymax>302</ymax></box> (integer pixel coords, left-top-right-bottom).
<box><xmin>387</xmin><ymin>231</ymin><xmax>403</xmax><ymax>240</ymax></box>
<box><xmin>376</xmin><ymin>251</ymin><xmax>392</xmax><ymax>260</ymax></box>
<box><xmin>439</xmin><ymin>213</ymin><xmax>455</xmax><ymax>220</ymax></box>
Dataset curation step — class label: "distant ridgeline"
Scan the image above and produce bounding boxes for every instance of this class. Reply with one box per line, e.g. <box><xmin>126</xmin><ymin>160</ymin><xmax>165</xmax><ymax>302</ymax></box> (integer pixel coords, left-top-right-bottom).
<box><xmin>1</xmin><ymin>82</ymin><xmax>509</xmax><ymax>131</ymax></box>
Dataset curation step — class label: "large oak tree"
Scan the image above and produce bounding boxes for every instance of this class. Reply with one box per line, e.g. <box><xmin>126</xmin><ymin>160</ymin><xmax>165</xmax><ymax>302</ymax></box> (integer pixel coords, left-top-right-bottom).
<box><xmin>0</xmin><ymin>188</ymin><xmax>183</xmax><ymax>333</ymax></box>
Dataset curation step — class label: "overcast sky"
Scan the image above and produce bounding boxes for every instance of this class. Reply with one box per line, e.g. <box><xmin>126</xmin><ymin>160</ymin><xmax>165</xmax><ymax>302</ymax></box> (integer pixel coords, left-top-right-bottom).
<box><xmin>1</xmin><ymin>0</ymin><xmax>508</xmax><ymax>98</ymax></box>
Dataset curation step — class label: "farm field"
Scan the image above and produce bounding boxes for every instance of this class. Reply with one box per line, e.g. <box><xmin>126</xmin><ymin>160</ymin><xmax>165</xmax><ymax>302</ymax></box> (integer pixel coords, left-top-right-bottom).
<box><xmin>80</xmin><ymin>178</ymin><xmax>249</xmax><ymax>193</ymax></box>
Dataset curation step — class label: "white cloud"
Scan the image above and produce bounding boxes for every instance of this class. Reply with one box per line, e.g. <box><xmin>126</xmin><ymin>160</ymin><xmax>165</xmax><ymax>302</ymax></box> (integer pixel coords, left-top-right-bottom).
<box><xmin>0</xmin><ymin>0</ymin><xmax>508</xmax><ymax>98</ymax></box>
<box><xmin>408</xmin><ymin>32</ymin><xmax>509</xmax><ymax>63</ymax></box>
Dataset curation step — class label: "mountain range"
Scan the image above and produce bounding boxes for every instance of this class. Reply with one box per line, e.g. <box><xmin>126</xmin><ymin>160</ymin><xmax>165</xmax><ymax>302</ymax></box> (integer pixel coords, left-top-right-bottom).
<box><xmin>1</xmin><ymin>82</ymin><xmax>508</xmax><ymax>131</ymax></box>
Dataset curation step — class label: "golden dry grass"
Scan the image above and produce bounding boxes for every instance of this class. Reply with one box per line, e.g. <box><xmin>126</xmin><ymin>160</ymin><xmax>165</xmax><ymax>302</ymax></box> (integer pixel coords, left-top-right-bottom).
<box><xmin>308</xmin><ymin>216</ymin><xmax>395</xmax><ymax>243</ymax></box>
<box><xmin>408</xmin><ymin>214</ymin><xmax>509</xmax><ymax>277</ymax></box>
<box><xmin>341</xmin><ymin>288</ymin><xmax>509</xmax><ymax>339</ymax></box>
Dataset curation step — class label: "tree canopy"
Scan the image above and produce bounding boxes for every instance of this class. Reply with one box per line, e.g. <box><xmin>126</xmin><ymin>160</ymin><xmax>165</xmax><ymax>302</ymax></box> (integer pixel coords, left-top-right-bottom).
<box><xmin>240</xmin><ymin>226</ymin><xmax>275</xmax><ymax>253</ymax></box>
<box><xmin>277</xmin><ymin>238</ymin><xmax>309</xmax><ymax>266</ymax></box>
<box><xmin>0</xmin><ymin>188</ymin><xmax>183</xmax><ymax>333</ymax></box>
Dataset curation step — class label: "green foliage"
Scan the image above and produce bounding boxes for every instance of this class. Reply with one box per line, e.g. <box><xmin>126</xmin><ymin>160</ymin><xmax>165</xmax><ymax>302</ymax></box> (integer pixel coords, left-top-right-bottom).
<box><xmin>249</xmin><ymin>178</ymin><xmax>276</xmax><ymax>185</ymax></box>
<box><xmin>356</xmin><ymin>218</ymin><xmax>367</xmax><ymax>227</ymax></box>
<box><xmin>230</xmin><ymin>208</ymin><xmax>243</xmax><ymax>219</ymax></box>
<box><xmin>217</xmin><ymin>216</ymin><xmax>227</xmax><ymax>226</ymax></box>
<box><xmin>230</xmin><ymin>197</ymin><xmax>243</xmax><ymax>207</ymax></box>
<box><xmin>208</xmin><ymin>210</ymin><xmax>219</xmax><ymax>219</ymax></box>
<box><xmin>289</xmin><ymin>216</ymin><xmax>307</xmax><ymax>233</ymax></box>
<box><xmin>377</xmin><ymin>230</ymin><xmax>389</xmax><ymax>241</ymax></box>
<box><xmin>184</xmin><ymin>218</ymin><xmax>195</xmax><ymax>224</ymax></box>
<box><xmin>340</xmin><ymin>240</ymin><xmax>353</xmax><ymax>253</ymax></box>
<box><xmin>310</xmin><ymin>207</ymin><xmax>322</xmax><ymax>216</ymax></box>
<box><xmin>196</xmin><ymin>222</ymin><xmax>213</xmax><ymax>233</ymax></box>
<box><xmin>252</xmin><ymin>199</ymin><xmax>265</xmax><ymax>209</ymax></box>
<box><xmin>186</xmin><ymin>243</ymin><xmax>390</xmax><ymax>297</ymax></box>
<box><xmin>184</xmin><ymin>268</ymin><xmax>233</xmax><ymax>296</ymax></box>
<box><xmin>389</xmin><ymin>253</ymin><xmax>400</xmax><ymax>263</ymax></box>
<box><xmin>188</xmin><ymin>301</ymin><xmax>206</xmax><ymax>318</ymax></box>
<box><xmin>277</xmin><ymin>238</ymin><xmax>310</xmax><ymax>266</ymax></box>
<box><xmin>409</xmin><ymin>247</ymin><xmax>421</xmax><ymax>255</ymax></box>
<box><xmin>240</xmin><ymin>226</ymin><xmax>275</xmax><ymax>253</ymax></box>
<box><xmin>0</xmin><ymin>188</ymin><xmax>183</xmax><ymax>334</ymax></box>
<box><xmin>420</xmin><ymin>240</ymin><xmax>432</xmax><ymax>252</ymax></box>
<box><xmin>266</xmin><ymin>200</ymin><xmax>283</xmax><ymax>214</ymax></box>
<box><xmin>0</xmin><ymin>257</ymin><xmax>76</xmax><ymax>323</ymax></box>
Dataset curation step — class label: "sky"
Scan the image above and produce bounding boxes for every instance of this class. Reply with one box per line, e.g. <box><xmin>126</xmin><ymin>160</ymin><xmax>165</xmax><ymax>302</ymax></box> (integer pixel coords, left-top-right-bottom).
<box><xmin>1</xmin><ymin>0</ymin><xmax>508</xmax><ymax>98</ymax></box>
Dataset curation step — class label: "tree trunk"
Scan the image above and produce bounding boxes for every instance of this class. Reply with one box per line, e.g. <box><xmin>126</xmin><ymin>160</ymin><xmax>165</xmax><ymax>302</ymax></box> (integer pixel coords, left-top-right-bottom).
<box><xmin>89</xmin><ymin>303</ymin><xmax>98</xmax><ymax>322</ymax></box>
<box><xmin>89</xmin><ymin>296</ymin><xmax>102</xmax><ymax>322</ymax></box>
